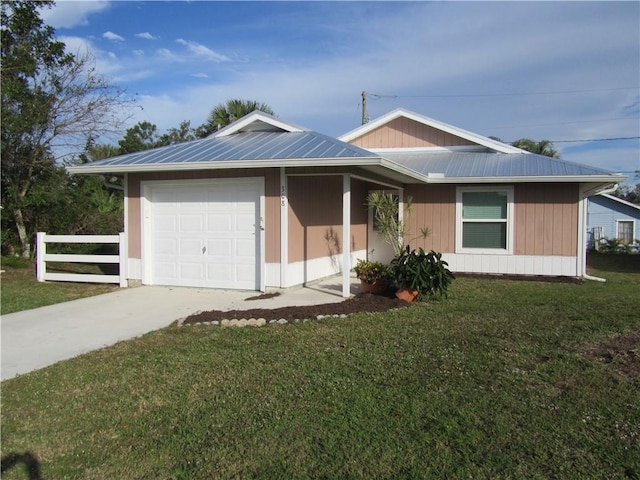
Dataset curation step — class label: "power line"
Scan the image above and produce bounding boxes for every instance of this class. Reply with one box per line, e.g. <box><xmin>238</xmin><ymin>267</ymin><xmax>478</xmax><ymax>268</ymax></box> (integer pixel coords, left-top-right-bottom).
<box><xmin>506</xmin><ymin>136</ymin><xmax>640</xmax><ymax>144</ymax></box>
<box><xmin>367</xmin><ymin>86</ymin><xmax>639</xmax><ymax>99</ymax></box>
<box><xmin>549</xmin><ymin>136</ymin><xmax>639</xmax><ymax>143</ymax></box>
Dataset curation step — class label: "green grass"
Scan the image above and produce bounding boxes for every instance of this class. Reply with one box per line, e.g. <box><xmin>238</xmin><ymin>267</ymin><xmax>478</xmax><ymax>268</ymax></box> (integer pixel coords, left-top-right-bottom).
<box><xmin>1</xmin><ymin>257</ymin><xmax>119</xmax><ymax>315</ymax></box>
<box><xmin>1</xmin><ymin>255</ymin><xmax>639</xmax><ymax>479</ymax></box>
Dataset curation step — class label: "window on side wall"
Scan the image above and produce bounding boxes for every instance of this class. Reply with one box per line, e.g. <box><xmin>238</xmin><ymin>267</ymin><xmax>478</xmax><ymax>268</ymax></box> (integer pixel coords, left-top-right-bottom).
<box><xmin>456</xmin><ymin>187</ymin><xmax>514</xmax><ymax>254</ymax></box>
<box><xmin>617</xmin><ymin>220</ymin><xmax>634</xmax><ymax>244</ymax></box>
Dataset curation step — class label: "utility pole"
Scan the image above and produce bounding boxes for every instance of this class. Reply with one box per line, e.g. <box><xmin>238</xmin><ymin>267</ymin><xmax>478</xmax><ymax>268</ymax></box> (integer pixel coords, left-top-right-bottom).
<box><xmin>361</xmin><ymin>91</ymin><xmax>368</xmax><ymax>125</ymax></box>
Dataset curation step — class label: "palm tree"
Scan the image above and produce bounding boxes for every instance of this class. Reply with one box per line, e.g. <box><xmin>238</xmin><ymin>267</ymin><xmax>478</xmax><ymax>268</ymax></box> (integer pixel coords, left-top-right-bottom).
<box><xmin>196</xmin><ymin>99</ymin><xmax>274</xmax><ymax>138</ymax></box>
<box><xmin>512</xmin><ymin>138</ymin><xmax>559</xmax><ymax>158</ymax></box>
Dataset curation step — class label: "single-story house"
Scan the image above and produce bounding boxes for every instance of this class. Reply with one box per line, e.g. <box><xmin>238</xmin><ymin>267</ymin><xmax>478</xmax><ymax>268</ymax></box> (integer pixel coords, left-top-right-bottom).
<box><xmin>68</xmin><ymin>108</ymin><xmax>626</xmax><ymax>296</ymax></box>
<box><xmin>587</xmin><ymin>193</ymin><xmax>640</xmax><ymax>249</ymax></box>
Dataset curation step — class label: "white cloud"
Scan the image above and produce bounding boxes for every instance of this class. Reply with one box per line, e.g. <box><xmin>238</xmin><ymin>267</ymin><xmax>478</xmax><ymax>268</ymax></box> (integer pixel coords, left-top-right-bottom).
<box><xmin>103</xmin><ymin>31</ymin><xmax>125</xmax><ymax>42</ymax></box>
<box><xmin>156</xmin><ymin>48</ymin><xmax>180</xmax><ymax>61</ymax></box>
<box><xmin>40</xmin><ymin>1</ymin><xmax>110</xmax><ymax>29</ymax></box>
<box><xmin>191</xmin><ymin>73</ymin><xmax>209</xmax><ymax>78</ymax></box>
<box><xmin>175</xmin><ymin>39</ymin><xmax>229</xmax><ymax>62</ymax></box>
<box><xmin>133</xmin><ymin>50</ymin><xmax>145</xmax><ymax>57</ymax></box>
<box><xmin>135</xmin><ymin>32</ymin><xmax>157</xmax><ymax>40</ymax></box>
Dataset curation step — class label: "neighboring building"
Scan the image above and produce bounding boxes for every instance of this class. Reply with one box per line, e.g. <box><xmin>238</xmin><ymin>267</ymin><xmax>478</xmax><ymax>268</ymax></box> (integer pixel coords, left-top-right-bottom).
<box><xmin>68</xmin><ymin>109</ymin><xmax>625</xmax><ymax>296</ymax></box>
<box><xmin>587</xmin><ymin>193</ymin><xmax>640</xmax><ymax>249</ymax></box>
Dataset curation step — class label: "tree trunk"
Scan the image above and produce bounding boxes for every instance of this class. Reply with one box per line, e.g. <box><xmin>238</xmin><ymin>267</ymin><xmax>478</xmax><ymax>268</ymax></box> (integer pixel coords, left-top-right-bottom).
<box><xmin>12</xmin><ymin>207</ymin><xmax>31</xmax><ymax>258</ymax></box>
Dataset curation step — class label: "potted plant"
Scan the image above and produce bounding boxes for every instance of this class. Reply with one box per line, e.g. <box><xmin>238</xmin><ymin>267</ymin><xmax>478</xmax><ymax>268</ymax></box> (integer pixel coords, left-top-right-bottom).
<box><xmin>353</xmin><ymin>259</ymin><xmax>390</xmax><ymax>294</ymax></box>
<box><xmin>391</xmin><ymin>246</ymin><xmax>455</xmax><ymax>302</ymax></box>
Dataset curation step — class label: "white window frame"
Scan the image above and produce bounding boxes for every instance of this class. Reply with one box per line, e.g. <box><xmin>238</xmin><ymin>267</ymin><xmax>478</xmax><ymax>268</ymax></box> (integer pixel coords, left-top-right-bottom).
<box><xmin>616</xmin><ymin>219</ymin><xmax>635</xmax><ymax>244</ymax></box>
<box><xmin>456</xmin><ymin>186</ymin><xmax>514</xmax><ymax>255</ymax></box>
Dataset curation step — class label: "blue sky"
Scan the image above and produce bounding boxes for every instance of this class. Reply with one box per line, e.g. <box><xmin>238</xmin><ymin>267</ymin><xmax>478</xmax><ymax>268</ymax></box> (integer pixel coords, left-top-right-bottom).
<box><xmin>42</xmin><ymin>1</ymin><xmax>639</xmax><ymax>180</ymax></box>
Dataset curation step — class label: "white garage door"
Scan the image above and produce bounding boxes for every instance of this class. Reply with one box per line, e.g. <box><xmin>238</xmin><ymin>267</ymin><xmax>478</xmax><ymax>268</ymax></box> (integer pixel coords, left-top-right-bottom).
<box><xmin>144</xmin><ymin>178</ymin><xmax>262</xmax><ymax>290</ymax></box>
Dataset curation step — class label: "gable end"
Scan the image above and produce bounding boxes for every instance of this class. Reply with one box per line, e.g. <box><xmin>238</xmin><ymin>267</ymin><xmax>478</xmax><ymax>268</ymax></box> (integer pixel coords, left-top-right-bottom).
<box><xmin>349</xmin><ymin>116</ymin><xmax>479</xmax><ymax>149</ymax></box>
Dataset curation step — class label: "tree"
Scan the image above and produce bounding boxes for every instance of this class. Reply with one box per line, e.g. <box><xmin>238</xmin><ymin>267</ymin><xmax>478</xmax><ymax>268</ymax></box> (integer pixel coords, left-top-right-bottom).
<box><xmin>118</xmin><ymin>121</ymin><xmax>162</xmax><ymax>154</ymax></box>
<box><xmin>159</xmin><ymin>120</ymin><xmax>197</xmax><ymax>145</ymax></box>
<box><xmin>1</xmin><ymin>0</ymin><xmax>134</xmax><ymax>257</ymax></box>
<box><xmin>511</xmin><ymin>138</ymin><xmax>559</xmax><ymax>158</ymax></box>
<box><xmin>612</xmin><ymin>183</ymin><xmax>640</xmax><ymax>205</ymax></box>
<box><xmin>196</xmin><ymin>99</ymin><xmax>274</xmax><ymax>138</ymax></box>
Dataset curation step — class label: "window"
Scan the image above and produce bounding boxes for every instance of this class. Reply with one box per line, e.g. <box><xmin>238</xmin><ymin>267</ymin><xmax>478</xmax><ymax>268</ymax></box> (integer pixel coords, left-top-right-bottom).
<box><xmin>456</xmin><ymin>187</ymin><xmax>513</xmax><ymax>253</ymax></box>
<box><xmin>617</xmin><ymin>220</ymin><xmax>634</xmax><ymax>244</ymax></box>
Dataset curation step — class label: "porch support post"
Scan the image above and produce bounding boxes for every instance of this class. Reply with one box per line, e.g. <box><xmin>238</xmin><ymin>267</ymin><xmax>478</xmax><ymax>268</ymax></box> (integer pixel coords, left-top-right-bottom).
<box><xmin>342</xmin><ymin>173</ymin><xmax>351</xmax><ymax>298</ymax></box>
<box><xmin>280</xmin><ymin>167</ymin><xmax>288</xmax><ymax>288</ymax></box>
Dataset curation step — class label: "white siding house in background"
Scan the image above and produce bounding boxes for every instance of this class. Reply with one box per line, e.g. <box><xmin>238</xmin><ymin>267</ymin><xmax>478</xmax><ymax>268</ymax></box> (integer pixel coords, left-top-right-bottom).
<box><xmin>587</xmin><ymin>194</ymin><xmax>640</xmax><ymax>248</ymax></box>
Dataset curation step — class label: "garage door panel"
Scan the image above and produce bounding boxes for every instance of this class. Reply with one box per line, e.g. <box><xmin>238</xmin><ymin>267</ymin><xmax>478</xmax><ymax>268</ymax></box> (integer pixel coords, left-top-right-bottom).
<box><xmin>153</xmin><ymin>190</ymin><xmax>179</xmax><ymax>204</ymax></box>
<box><xmin>207</xmin><ymin>239</ymin><xmax>232</xmax><ymax>256</ymax></box>
<box><xmin>153</xmin><ymin>214</ymin><xmax>177</xmax><ymax>232</ymax></box>
<box><xmin>155</xmin><ymin>238</ymin><xmax>177</xmax><ymax>255</ymax></box>
<box><xmin>180</xmin><ymin>263</ymin><xmax>204</xmax><ymax>281</ymax></box>
<box><xmin>207</xmin><ymin>214</ymin><xmax>232</xmax><ymax>233</ymax></box>
<box><xmin>236</xmin><ymin>214</ymin><xmax>256</xmax><ymax>232</ymax></box>
<box><xmin>180</xmin><ymin>214</ymin><xmax>204</xmax><ymax>233</ymax></box>
<box><xmin>154</xmin><ymin>262</ymin><xmax>177</xmax><ymax>279</ymax></box>
<box><xmin>179</xmin><ymin>239</ymin><xmax>203</xmax><ymax>256</ymax></box>
<box><xmin>180</xmin><ymin>188</ymin><xmax>206</xmax><ymax>205</ymax></box>
<box><xmin>147</xmin><ymin>179</ymin><xmax>261</xmax><ymax>290</ymax></box>
<box><xmin>235</xmin><ymin>238</ymin><xmax>256</xmax><ymax>256</ymax></box>
<box><xmin>207</xmin><ymin>264</ymin><xmax>232</xmax><ymax>282</ymax></box>
<box><xmin>236</xmin><ymin>264</ymin><xmax>256</xmax><ymax>284</ymax></box>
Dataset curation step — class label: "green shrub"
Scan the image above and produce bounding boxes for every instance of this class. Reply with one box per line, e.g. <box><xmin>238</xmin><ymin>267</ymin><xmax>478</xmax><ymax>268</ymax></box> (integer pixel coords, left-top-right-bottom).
<box><xmin>391</xmin><ymin>246</ymin><xmax>455</xmax><ymax>300</ymax></box>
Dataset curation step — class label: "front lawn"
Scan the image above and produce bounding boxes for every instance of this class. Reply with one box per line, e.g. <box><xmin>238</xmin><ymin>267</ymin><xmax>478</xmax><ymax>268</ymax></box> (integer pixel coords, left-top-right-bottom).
<box><xmin>1</xmin><ymin>255</ymin><xmax>639</xmax><ymax>479</ymax></box>
<box><xmin>0</xmin><ymin>257</ymin><xmax>118</xmax><ymax>315</ymax></box>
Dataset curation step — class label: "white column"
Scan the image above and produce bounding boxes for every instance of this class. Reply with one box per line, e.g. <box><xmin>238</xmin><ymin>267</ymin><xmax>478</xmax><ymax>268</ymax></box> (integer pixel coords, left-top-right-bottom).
<box><xmin>342</xmin><ymin>174</ymin><xmax>351</xmax><ymax>298</ymax></box>
<box><xmin>280</xmin><ymin>167</ymin><xmax>288</xmax><ymax>288</ymax></box>
<box><xmin>118</xmin><ymin>232</ymin><xmax>128</xmax><ymax>288</ymax></box>
<box><xmin>36</xmin><ymin>232</ymin><xmax>46</xmax><ymax>282</ymax></box>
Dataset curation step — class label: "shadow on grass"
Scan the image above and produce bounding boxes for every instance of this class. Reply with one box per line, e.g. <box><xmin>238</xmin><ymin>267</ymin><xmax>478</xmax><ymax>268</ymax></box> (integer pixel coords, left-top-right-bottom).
<box><xmin>1</xmin><ymin>452</ymin><xmax>43</xmax><ymax>480</ymax></box>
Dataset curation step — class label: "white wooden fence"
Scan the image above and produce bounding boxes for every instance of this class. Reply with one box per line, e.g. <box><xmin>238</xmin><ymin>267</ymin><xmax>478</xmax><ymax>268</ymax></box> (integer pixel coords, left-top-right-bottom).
<box><xmin>36</xmin><ymin>232</ymin><xmax>127</xmax><ymax>287</ymax></box>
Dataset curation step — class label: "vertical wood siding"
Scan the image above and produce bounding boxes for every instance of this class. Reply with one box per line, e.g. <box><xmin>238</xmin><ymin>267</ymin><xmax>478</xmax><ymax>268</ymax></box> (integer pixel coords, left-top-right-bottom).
<box><xmin>351</xmin><ymin>117</ymin><xmax>477</xmax><ymax>149</ymax></box>
<box><xmin>403</xmin><ymin>183</ymin><xmax>578</xmax><ymax>257</ymax></box>
<box><xmin>287</xmin><ymin>176</ymin><xmax>368</xmax><ymax>263</ymax></box>
<box><xmin>126</xmin><ymin>169</ymin><xmax>280</xmax><ymax>262</ymax></box>
<box><xmin>514</xmin><ymin>183</ymin><xmax>578</xmax><ymax>256</ymax></box>
<box><xmin>404</xmin><ymin>185</ymin><xmax>456</xmax><ymax>253</ymax></box>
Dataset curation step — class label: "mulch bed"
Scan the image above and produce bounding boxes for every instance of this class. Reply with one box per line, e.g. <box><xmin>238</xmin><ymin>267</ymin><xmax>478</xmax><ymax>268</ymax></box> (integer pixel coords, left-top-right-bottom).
<box><xmin>183</xmin><ymin>292</ymin><xmax>411</xmax><ymax>325</ymax></box>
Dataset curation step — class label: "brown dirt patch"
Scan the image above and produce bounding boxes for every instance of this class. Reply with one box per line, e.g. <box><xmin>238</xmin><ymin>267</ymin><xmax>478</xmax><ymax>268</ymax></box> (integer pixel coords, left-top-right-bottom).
<box><xmin>183</xmin><ymin>293</ymin><xmax>411</xmax><ymax>325</ymax></box>
<box><xmin>584</xmin><ymin>331</ymin><xmax>640</xmax><ymax>379</ymax></box>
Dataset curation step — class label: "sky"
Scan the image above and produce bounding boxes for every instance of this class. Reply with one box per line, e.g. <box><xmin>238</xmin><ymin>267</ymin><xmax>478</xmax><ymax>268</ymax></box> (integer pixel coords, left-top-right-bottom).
<box><xmin>41</xmin><ymin>1</ymin><xmax>639</xmax><ymax>181</ymax></box>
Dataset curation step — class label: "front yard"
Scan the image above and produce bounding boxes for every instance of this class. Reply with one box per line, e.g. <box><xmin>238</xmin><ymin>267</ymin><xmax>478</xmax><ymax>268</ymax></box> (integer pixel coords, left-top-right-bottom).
<box><xmin>1</xmin><ymin>254</ymin><xmax>639</xmax><ymax>478</ymax></box>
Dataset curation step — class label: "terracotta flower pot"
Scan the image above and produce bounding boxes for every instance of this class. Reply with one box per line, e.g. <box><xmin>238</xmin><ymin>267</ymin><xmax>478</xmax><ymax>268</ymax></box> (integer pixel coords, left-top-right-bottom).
<box><xmin>395</xmin><ymin>287</ymin><xmax>419</xmax><ymax>302</ymax></box>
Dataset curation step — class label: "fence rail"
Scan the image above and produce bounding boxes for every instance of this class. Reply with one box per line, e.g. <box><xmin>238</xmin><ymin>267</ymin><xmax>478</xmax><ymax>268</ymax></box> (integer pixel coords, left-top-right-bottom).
<box><xmin>36</xmin><ymin>232</ymin><xmax>127</xmax><ymax>287</ymax></box>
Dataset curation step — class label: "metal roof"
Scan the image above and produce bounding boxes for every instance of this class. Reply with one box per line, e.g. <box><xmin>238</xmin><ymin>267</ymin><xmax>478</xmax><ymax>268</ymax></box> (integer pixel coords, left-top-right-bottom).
<box><xmin>72</xmin><ymin>130</ymin><xmax>378</xmax><ymax>170</ymax></box>
<box><xmin>383</xmin><ymin>151</ymin><xmax>621</xmax><ymax>181</ymax></box>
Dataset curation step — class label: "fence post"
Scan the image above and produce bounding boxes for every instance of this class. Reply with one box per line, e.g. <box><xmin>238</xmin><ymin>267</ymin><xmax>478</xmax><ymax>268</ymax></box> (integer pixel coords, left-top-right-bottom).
<box><xmin>118</xmin><ymin>232</ymin><xmax>127</xmax><ymax>288</ymax></box>
<box><xmin>36</xmin><ymin>232</ymin><xmax>46</xmax><ymax>282</ymax></box>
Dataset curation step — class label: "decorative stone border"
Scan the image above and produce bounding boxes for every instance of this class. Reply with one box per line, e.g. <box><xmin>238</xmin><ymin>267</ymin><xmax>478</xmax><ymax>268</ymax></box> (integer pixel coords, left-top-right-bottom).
<box><xmin>177</xmin><ymin>313</ymin><xmax>349</xmax><ymax>328</ymax></box>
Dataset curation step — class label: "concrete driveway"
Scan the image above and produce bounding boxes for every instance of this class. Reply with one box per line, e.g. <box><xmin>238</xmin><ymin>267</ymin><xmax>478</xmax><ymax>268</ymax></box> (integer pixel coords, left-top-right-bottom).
<box><xmin>1</xmin><ymin>277</ymin><xmax>359</xmax><ymax>381</ymax></box>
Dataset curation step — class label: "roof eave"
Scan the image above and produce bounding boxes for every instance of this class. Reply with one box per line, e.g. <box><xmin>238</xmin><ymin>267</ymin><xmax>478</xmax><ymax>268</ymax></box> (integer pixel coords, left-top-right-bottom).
<box><xmin>67</xmin><ymin>157</ymin><xmax>384</xmax><ymax>175</ymax></box>
<box><xmin>421</xmin><ymin>174</ymin><xmax>627</xmax><ymax>184</ymax></box>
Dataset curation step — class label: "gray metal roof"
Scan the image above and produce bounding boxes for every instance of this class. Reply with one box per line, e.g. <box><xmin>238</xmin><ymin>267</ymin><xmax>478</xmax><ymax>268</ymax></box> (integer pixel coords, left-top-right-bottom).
<box><xmin>383</xmin><ymin>151</ymin><xmax>619</xmax><ymax>179</ymax></box>
<box><xmin>77</xmin><ymin>130</ymin><xmax>378</xmax><ymax>169</ymax></box>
